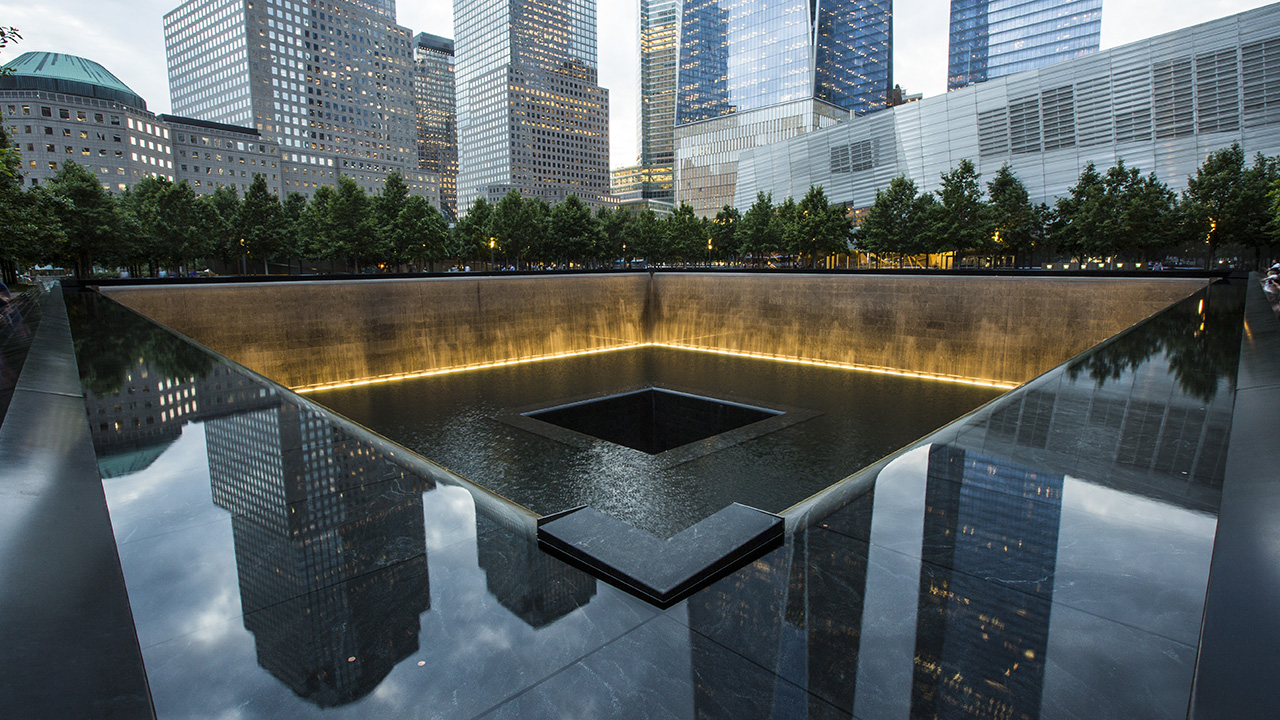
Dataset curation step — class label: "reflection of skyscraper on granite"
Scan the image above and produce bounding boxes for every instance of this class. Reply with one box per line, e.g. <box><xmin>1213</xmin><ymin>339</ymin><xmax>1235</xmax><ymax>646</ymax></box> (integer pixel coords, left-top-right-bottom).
<box><xmin>686</xmin><ymin>501</ymin><xmax>872</xmax><ymax>715</ymax></box>
<box><xmin>475</xmin><ymin>513</ymin><xmax>596</xmax><ymax>628</ymax></box>
<box><xmin>979</xmin><ymin>288</ymin><xmax>1241</xmax><ymax>507</ymax></box>
<box><xmin>912</xmin><ymin>444</ymin><xmax>1063</xmax><ymax>719</ymax></box>
<box><xmin>207</xmin><ymin>401</ymin><xmax>431</xmax><ymax>706</ymax></box>
<box><xmin>86</xmin><ymin>358</ymin><xmax>272</xmax><ymax>471</ymax></box>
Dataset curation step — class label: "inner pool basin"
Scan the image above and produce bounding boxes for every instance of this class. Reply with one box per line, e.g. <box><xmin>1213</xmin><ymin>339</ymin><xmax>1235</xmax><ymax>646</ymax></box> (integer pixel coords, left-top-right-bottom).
<box><xmin>5</xmin><ymin>271</ymin><xmax>1270</xmax><ymax>718</ymax></box>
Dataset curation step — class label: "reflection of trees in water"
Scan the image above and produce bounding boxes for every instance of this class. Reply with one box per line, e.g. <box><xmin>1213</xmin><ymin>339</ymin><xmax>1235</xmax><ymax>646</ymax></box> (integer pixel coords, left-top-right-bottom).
<box><xmin>1066</xmin><ymin>286</ymin><xmax>1243</xmax><ymax>403</ymax></box>
<box><xmin>70</xmin><ymin>292</ymin><xmax>214</xmax><ymax>396</ymax></box>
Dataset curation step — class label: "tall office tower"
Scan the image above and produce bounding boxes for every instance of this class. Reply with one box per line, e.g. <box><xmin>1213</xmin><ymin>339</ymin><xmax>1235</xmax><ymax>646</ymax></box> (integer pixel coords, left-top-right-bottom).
<box><xmin>164</xmin><ymin>0</ymin><xmax>430</xmax><ymax>198</ymax></box>
<box><xmin>626</xmin><ymin>0</ymin><xmax>680</xmax><ymax>210</ymax></box>
<box><xmin>674</xmin><ymin>0</ymin><xmax>892</xmax><ymax>216</ymax></box>
<box><xmin>453</xmin><ymin>0</ymin><xmax>611</xmax><ymax>213</ymax></box>
<box><xmin>948</xmin><ymin>0</ymin><xmax>1102</xmax><ymax>90</ymax></box>
<box><xmin>414</xmin><ymin>33</ymin><xmax>458</xmax><ymax>218</ymax></box>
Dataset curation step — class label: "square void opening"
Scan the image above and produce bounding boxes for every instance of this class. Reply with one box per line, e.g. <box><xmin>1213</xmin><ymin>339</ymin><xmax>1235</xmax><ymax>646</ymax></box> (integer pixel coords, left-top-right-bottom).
<box><xmin>525</xmin><ymin>388</ymin><xmax>781</xmax><ymax>454</ymax></box>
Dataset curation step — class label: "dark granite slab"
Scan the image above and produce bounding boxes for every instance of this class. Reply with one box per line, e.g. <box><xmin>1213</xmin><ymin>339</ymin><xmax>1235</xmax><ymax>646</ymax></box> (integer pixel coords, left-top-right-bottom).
<box><xmin>1189</xmin><ymin>277</ymin><xmax>1280</xmax><ymax>719</ymax></box>
<box><xmin>538</xmin><ymin>503</ymin><xmax>784</xmax><ymax>607</ymax></box>
<box><xmin>0</xmin><ymin>288</ymin><xmax>153</xmax><ymax>718</ymax></box>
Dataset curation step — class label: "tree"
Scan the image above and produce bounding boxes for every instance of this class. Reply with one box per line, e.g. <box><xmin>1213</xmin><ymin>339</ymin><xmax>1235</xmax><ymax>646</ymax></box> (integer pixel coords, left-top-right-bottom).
<box><xmin>663</xmin><ymin>203</ymin><xmax>707</xmax><ymax>264</ymax></box>
<box><xmin>395</xmin><ymin>195</ymin><xmax>449</xmax><ymax>269</ymax></box>
<box><xmin>454</xmin><ymin>196</ymin><xmax>493</xmax><ymax>264</ymax></box>
<box><xmin>1106</xmin><ymin>163</ymin><xmax>1177</xmax><ymax>263</ymax></box>
<box><xmin>1</xmin><ymin>185</ymin><xmax>65</xmax><ymax>284</ymax></box>
<box><xmin>739</xmin><ymin>192</ymin><xmax>781</xmax><ymax>266</ymax></box>
<box><xmin>371</xmin><ymin>171</ymin><xmax>410</xmax><ymax>266</ymax></box>
<box><xmin>238</xmin><ymin>174</ymin><xmax>285</xmax><ymax>273</ymax></box>
<box><xmin>46</xmin><ymin>162</ymin><xmax>122</xmax><ymax>278</ymax></box>
<box><xmin>1182</xmin><ymin>143</ymin><xmax>1276</xmax><ymax>267</ymax></box>
<box><xmin>487</xmin><ymin>190</ymin><xmax>531</xmax><ymax>267</ymax></box>
<box><xmin>300</xmin><ymin>184</ymin><xmax>337</xmax><ymax>263</ymax></box>
<box><xmin>856</xmin><ymin>175</ymin><xmax>937</xmax><ymax>266</ymax></box>
<box><xmin>786</xmin><ymin>185</ymin><xmax>851</xmax><ymax>268</ymax></box>
<box><xmin>628</xmin><ymin>209</ymin><xmax>663</xmax><ymax>262</ymax></box>
<box><xmin>710</xmin><ymin>205</ymin><xmax>740</xmax><ymax>262</ymax></box>
<box><xmin>984</xmin><ymin>164</ymin><xmax>1038</xmax><ymax>265</ymax></box>
<box><xmin>330</xmin><ymin>176</ymin><xmax>373</xmax><ymax>271</ymax></box>
<box><xmin>280</xmin><ymin>191</ymin><xmax>308</xmax><ymax>272</ymax></box>
<box><xmin>597</xmin><ymin>206</ymin><xmax>632</xmax><ymax>263</ymax></box>
<box><xmin>933</xmin><ymin>159</ymin><xmax>990</xmax><ymax>263</ymax></box>
<box><xmin>1049</xmin><ymin>163</ymin><xmax>1108</xmax><ymax>263</ymax></box>
<box><xmin>203</xmin><ymin>184</ymin><xmax>241</xmax><ymax>264</ymax></box>
<box><xmin>549</xmin><ymin>194</ymin><xmax>600</xmax><ymax>266</ymax></box>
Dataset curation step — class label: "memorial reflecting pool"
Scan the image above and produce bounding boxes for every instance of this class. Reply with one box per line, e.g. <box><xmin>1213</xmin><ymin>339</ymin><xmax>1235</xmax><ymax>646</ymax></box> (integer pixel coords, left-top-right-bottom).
<box><xmin>64</xmin><ymin>279</ymin><xmax>1243</xmax><ymax>718</ymax></box>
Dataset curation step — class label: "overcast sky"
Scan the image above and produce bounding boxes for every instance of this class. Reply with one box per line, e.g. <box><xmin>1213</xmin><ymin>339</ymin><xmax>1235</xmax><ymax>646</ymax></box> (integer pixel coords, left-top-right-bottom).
<box><xmin>1</xmin><ymin>0</ymin><xmax>1274</xmax><ymax>169</ymax></box>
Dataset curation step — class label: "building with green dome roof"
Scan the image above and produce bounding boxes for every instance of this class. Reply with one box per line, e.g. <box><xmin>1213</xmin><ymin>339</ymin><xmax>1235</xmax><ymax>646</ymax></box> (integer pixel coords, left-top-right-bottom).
<box><xmin>0</xmin><ymin>51</ymin><xmax>147</xmax><ymax>111</ymax></box>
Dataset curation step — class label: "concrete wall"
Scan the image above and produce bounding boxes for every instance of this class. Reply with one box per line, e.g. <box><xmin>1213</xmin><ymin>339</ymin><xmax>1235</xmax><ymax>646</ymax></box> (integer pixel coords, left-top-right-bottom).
<box><xmin>102</xmin><ymin>275</ymin><xmax>651</xmax><ymax>390</ymax></box>
<box><xmin>102</xmin><ymin>273</ymin><xmax>1209</xmax><ymax>391</ymax></box>
<box><xmin>649</xmin><ymin>274</ymin><xmax>1210</xmax><ymax>385</ymax></box>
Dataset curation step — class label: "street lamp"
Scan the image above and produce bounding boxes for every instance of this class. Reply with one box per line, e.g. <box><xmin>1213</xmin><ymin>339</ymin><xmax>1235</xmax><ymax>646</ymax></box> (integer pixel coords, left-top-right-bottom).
<box><xmin>707</xmin><ymin>239</ymin><xmax>713</xmax><ymax>267</ymax></box>
<box><xmin>489</xmin><ymin>237</ymin><xmax>496</xmax><ymax>270</ymax></box>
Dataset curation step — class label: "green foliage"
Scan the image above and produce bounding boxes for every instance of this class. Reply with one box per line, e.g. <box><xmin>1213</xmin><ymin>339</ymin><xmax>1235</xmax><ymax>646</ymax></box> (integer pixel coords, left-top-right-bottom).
<box><xmin>663</xmin><ymin>203</ymin><xmax>707</xmax><ymax>263</ymax></box>
<box><xmin>330</xmin><ymin>176</ymin><xmax>374</xmax><ymax>269</ymax></box>
<box><xmin>984</xmin><ymin>164</ymin><xmax>1038</xmax><ymax>260</ymax></box>
<box><xmin>1182</xmin><ymin>143</ymin><xmax>1278</xmax><ymax>264</ymax></box>
<box><xmin>739</xmin><ymin>192</ymin><xmax>781</xmax><ymax>264</ymax></box>
<box><xmin>597</xmin><ymin>206</ymin><xmax>632</xmax><ymax>262</ymax></box>
<box><xmin>238</xmin><ymin>174</ymin><xmax>285</xmax><ymax>270</ymax></box>
<box><xmin>549</xmin><ymin>194</ymin><xmax>600</xmax><ymax>264</ymax></box>
<box><xmin>856</xmin><ymin>176</ymin><xmax>937</xmax><ymax>264</ymax></box>
<box><xmin>710</xmin><ymin>205</ymin><xmax>740</xmax><ymax>259</ymax></box>
<box><xmin>1049</xmin><ymin>163</ymin><xmax>1107</xmax><ymax>262</ymax></box>
<box><xmin>933</xmin><ymin>159</ymin><xmax>990</xmax><ymax>258</ymax></box>
<box><xmin>786</xmin><ymin>185</ymin><xmax>851</xmax><ymax>267</ymax></box>
<box><xmin>47</xmin><ymin>162</ymin><xmax>123</xmax><ymax>278</ymax></box>
<box><xmin>454</xmin><ymin>196</ymin><xmax>492</xmax><ymax>261</ymax></box>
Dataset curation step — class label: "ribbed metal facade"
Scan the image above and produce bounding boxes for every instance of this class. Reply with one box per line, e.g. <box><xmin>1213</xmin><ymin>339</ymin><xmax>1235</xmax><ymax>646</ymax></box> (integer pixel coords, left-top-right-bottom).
<box><xmin>737</xmin><ymin>4</ymin><xmax>1280</xmax><ymax>213</ymax></box>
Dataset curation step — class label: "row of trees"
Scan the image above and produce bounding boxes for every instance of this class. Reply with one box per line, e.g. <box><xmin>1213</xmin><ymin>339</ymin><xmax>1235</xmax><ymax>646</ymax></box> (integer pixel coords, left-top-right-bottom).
<box><xmin>0</xmin><ymin>156</ymin><xmax>455</xmax><ymax>282</ymax></box>
<box><xmin>463</xmin><ymin>185</ymin><xmax>852</xmax><ymax>270</ymax></box>
<box><xmin>3</xmin><ymin>106</ymin><xmax>1278</xmax><ymax>283</ymax></box>
<box><xmin>857</xmin><ymin>145</ymin><xmax>1279</xmax><ymax>268</ymax></box>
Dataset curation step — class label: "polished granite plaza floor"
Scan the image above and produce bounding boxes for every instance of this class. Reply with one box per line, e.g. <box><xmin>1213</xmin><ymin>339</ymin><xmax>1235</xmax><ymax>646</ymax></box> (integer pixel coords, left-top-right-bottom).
<box><xmin>59</xmin><ymin>280</ymin><xmax>1244</xmax><ymax>718</ymax></box>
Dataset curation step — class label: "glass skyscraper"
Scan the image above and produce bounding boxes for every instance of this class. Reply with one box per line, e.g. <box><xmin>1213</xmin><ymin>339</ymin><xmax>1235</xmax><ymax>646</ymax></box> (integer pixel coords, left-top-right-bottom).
<box><xmin>414</xmin><ymin>33</ymin><xmax>458</xmax><ymax>218</ymax></box>
<box><xmin>674</xmin><ymin>0</ymin><xmax>891</xmax><ymax>216</ymax></box>
<box><xmin>453</xmin><ymin>0</ymin><xmax>611</xmax><ymax>213</ymax></box>
<box><xmin>613</xmin><ymin>0</ymin><xmax>680</xmax><ymax>212</ymax></box>
<box><xmin>948</xmin><ymin>0</ymin><xmax>1103</xmax><ymax>90</ymax></box>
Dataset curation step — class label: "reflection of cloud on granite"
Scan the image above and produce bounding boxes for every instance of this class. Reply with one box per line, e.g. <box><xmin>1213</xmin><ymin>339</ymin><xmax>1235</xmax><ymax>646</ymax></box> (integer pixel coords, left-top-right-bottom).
<box><xmin>1063</xmin><ymin>476</ymin><xmax>1217</xmax><ymax>539</ymax></box>
<box><xmin>421</xmin><ymin>485</ymin><xmax>476</xmax><ymax>553</ymax></box>
<box><xmin>1042</xmin><ymin>603</ymin><xmax>1196</xmax><ymax>720</ymax></box>
<box><xmin>100</xmin><ymin>425</ymin><xmax>225</xmax><ymax>544</ymax></box>
<box><xmin>115</xmin><ymin>519</ymin><xmax>242</xmax><ymax>649</ymax></box>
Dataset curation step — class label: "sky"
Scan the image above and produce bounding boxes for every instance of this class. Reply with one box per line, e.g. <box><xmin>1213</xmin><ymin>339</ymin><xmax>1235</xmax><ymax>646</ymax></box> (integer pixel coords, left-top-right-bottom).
<box><xmin>1</xmin><ymin>0</ymin><xmax>1275</xmax><ymax>170</ymax></box>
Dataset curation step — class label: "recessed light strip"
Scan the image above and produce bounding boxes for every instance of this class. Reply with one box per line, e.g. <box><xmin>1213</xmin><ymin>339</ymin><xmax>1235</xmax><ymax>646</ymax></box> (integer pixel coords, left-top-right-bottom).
<box><xmin>648</xmin><ymin>343</ymin><xmax>1019</xmax><ymax>390</ymax></box>
<box><xmin>293</xmin><ymin>342</ymin><xmax>1018</xmax><ymax>393</ymax></box>
<box><xmin>293</xmin><ymin>343</ymin><xmax>647</xmax><ymax>394</ymax></box>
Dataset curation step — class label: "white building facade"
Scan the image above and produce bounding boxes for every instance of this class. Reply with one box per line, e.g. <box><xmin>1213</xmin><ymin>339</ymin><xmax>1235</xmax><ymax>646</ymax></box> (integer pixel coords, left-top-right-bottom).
<box><xmin>737</xmin><ymin>4</ymin><xmax>1280</xmax><ymax>213</ymax></box>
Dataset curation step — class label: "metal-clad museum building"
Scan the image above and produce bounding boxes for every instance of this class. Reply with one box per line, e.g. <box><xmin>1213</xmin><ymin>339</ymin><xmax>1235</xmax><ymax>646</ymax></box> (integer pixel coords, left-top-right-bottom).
<box><xmin>735</xmin><ymin>2</ymin><xmax>1280</xmax><ymax>212</ymax></box>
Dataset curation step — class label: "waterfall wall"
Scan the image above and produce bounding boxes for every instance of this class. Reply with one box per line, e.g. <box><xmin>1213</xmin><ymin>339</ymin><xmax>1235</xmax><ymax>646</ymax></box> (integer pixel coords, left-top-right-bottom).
<box><xmin>101</xmin><ymin>273</ymin><xmax>1209</xmax><ymax>390</ymax></box>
